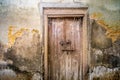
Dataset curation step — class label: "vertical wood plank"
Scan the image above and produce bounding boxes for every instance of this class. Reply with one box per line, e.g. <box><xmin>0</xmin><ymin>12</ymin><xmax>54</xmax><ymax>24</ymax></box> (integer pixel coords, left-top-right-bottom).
<box><xmin>82</xmin><ymin>14</ymin><xmax>88</xmax><ymax>80</ymax></box>
<box><xmin>44</xmin><ymin>15</ymin><xmax>48</xmax><ymax>80</ymax></box>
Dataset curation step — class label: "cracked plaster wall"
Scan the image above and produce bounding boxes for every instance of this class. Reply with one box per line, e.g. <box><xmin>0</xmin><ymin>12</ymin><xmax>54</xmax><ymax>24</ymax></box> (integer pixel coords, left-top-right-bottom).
<box><xmin>0</xmin><ymin>0</ymin><xmax>120</xmax><ymax>80</ymax></box>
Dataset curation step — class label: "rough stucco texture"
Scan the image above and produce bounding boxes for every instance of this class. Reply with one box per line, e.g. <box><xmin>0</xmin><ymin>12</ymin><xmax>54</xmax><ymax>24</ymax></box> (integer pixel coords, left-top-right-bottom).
<box><xmin>5</xmin><ymin>30</ymin><xmax>43</xmax><ymax>72</ymax></box>
<box><xmin>89</xmin><ymin>0</ymin><xmax>120</xmax><ymax>42</ymax></box>
<box><xmin>0</xmin><ymin>0</ymin><xmax>41</xmax><ymax>44</ymax></box>
<box><xmin>0</xmin><ymin>0</ymin><xmax>120</xmax><ymax>80</ymax></box>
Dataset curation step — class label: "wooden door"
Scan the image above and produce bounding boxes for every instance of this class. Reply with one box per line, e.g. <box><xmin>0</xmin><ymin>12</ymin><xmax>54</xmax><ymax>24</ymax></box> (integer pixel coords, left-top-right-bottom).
<box><xmin>48</xmin><ymin>17</ymin><xmax>83</xmax><ymax>80</ymax></box>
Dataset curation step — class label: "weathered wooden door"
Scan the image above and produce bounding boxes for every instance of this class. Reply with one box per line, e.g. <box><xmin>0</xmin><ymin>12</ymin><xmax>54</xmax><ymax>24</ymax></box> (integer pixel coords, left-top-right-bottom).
<box><xmin>48</xmin><ymin>17</ymin><xmax>83</xmax><ymax>80</ymax></box>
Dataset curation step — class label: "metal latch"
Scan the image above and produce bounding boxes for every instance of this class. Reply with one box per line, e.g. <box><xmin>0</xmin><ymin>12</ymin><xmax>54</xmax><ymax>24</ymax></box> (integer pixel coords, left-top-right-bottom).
<box><xmin>59</xmin><ymin>40</ymin><xmax>75</xmax><ymax>53</ymax></box>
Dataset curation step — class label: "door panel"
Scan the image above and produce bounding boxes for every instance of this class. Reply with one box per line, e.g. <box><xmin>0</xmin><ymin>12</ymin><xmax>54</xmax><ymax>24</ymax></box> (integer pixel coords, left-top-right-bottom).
<box><xmin>48</xmin><ymin>17</ymin><xmax>83</xmax><ymax>80</ymax></box>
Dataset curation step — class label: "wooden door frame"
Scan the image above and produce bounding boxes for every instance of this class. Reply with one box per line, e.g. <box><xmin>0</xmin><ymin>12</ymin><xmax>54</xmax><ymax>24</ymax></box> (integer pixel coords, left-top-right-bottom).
<box><xmin>43</xmin><ymin>8</ymin><xmax>88</xmax><ymax>80</ymax></box>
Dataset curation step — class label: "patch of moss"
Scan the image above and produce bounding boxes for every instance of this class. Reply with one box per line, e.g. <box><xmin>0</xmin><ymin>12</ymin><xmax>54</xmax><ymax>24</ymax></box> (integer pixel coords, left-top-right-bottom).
<box><xmin>15</xmin><ymin>72</ymin><xmax>32</xmax><ymax>80</ymax></box>
<box><xmin>93</xmin><ymin>71</ymin><xmax>120</xmax><ymax>80</ymax></box>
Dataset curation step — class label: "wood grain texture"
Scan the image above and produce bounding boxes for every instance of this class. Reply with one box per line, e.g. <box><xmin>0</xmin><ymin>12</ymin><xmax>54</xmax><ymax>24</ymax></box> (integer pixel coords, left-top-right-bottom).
<box><xmin>44</xmin><ymin>8</ymin><xmax>87</xmax><ymax>15</ymax></box>
<box><xmin>48</xmin><ymin>17</ymin><xmax>83</xmax><ymax>80</ymax></box>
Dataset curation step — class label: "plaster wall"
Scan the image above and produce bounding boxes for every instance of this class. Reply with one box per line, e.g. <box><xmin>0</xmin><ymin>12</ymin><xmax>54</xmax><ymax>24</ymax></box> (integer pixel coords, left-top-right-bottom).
<box><xmin>0</xmin><ymin>0</ymin><xmax>41</xmax><ymax>44</ymax></box>
<box><xmin>0</xmin><ymin>0</ymin><xmax>120</xmax><ymax>45</ymax></box>
<box><xmin>0</xmin><ymin>0</ymin><xmax>120</xmax><ymax>80</ymax></box>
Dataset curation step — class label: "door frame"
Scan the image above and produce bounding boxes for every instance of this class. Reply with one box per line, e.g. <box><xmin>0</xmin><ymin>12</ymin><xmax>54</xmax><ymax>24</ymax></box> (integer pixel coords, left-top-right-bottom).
<box><xmin>41</xmin><ymin>3</ymin><xmax>89</xmax><ymax>80</ymax></box>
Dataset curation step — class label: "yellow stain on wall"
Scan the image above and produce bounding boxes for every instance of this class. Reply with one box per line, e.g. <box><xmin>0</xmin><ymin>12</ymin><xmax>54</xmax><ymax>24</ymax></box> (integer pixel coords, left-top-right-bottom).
<box><xmin>8</xmin><ymin>26</ymin><xmax>40</xmax><ymax>47</ymax></box>
<box><xmin>97</xmin><ymin>20</ymin><xmax>120</xmax><ymax>42</ymax></box>
<box><xmin>90</xmin><ymin>12</ymin><xmax>103</xmax><ymax>20</ymax></box>
<box><xmin>32</xmin><ymin>29</ymin><xmax>39</xmax><ymax>34</ymax></box>
<box><xmin>90</xmin><ymin>12</ymin><xmax>120</xmax><ymax>42</ymax></box>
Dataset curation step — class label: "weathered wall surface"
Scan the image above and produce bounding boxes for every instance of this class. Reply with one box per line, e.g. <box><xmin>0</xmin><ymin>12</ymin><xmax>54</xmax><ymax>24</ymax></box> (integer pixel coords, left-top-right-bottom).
<box><xmin>90</xmin><ymin>20</ymin><xmax>120</xmax><ymax>80</ymax></box>
<box><xmin>0</xmin><ymin>0</ymin><xmax>41</xmax><ymax>44</ymax></box>
<box><xmin>0</xmin><ymin>0</ymin><xmax>120</xmax><ymax>80</ymax></box>
<box><xmin>0</xmin><ymin>0</ymin><xmax>43</xmax><ymax>79</ymax></box>
<box><xmin>89</xmin><ymin>0</ymin><xmax>120</xmax><ymax>43</ymax></box>
<box><xmin>88</xmin><ymin>0</ymin><xmax>120</xmax><ymax>79</ymax></box>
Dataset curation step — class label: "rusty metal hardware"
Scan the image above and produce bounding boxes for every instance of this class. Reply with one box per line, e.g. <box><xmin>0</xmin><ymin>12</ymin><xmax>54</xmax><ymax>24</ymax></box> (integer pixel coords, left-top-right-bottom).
<box><xmin>62</xmin><ymin>49</ymin><xmax>75</xmax><ymax>52</ymax></box>
<box><xmin>59</xmin><ymin>40</ymin><xmax>71</xmax><ymax>46</ymax></box>
<box><xmin>59</xmin><ymin>41</ymin><xmax>66</xmax><ymax>46</ymax></box>
<box><xmin>66</xmin><ymin>40</ymin><xmax>71</xmax><ymax>45</ymax></box>
<box><xmin>62</xmin><ymin>49</ymin><xmax>75</xmax><ymax>54</ymax></box>
<box><xmin>60</xmin><ymin>40</ymin><xmax>75</xmax><ymax>53</ymax></box>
